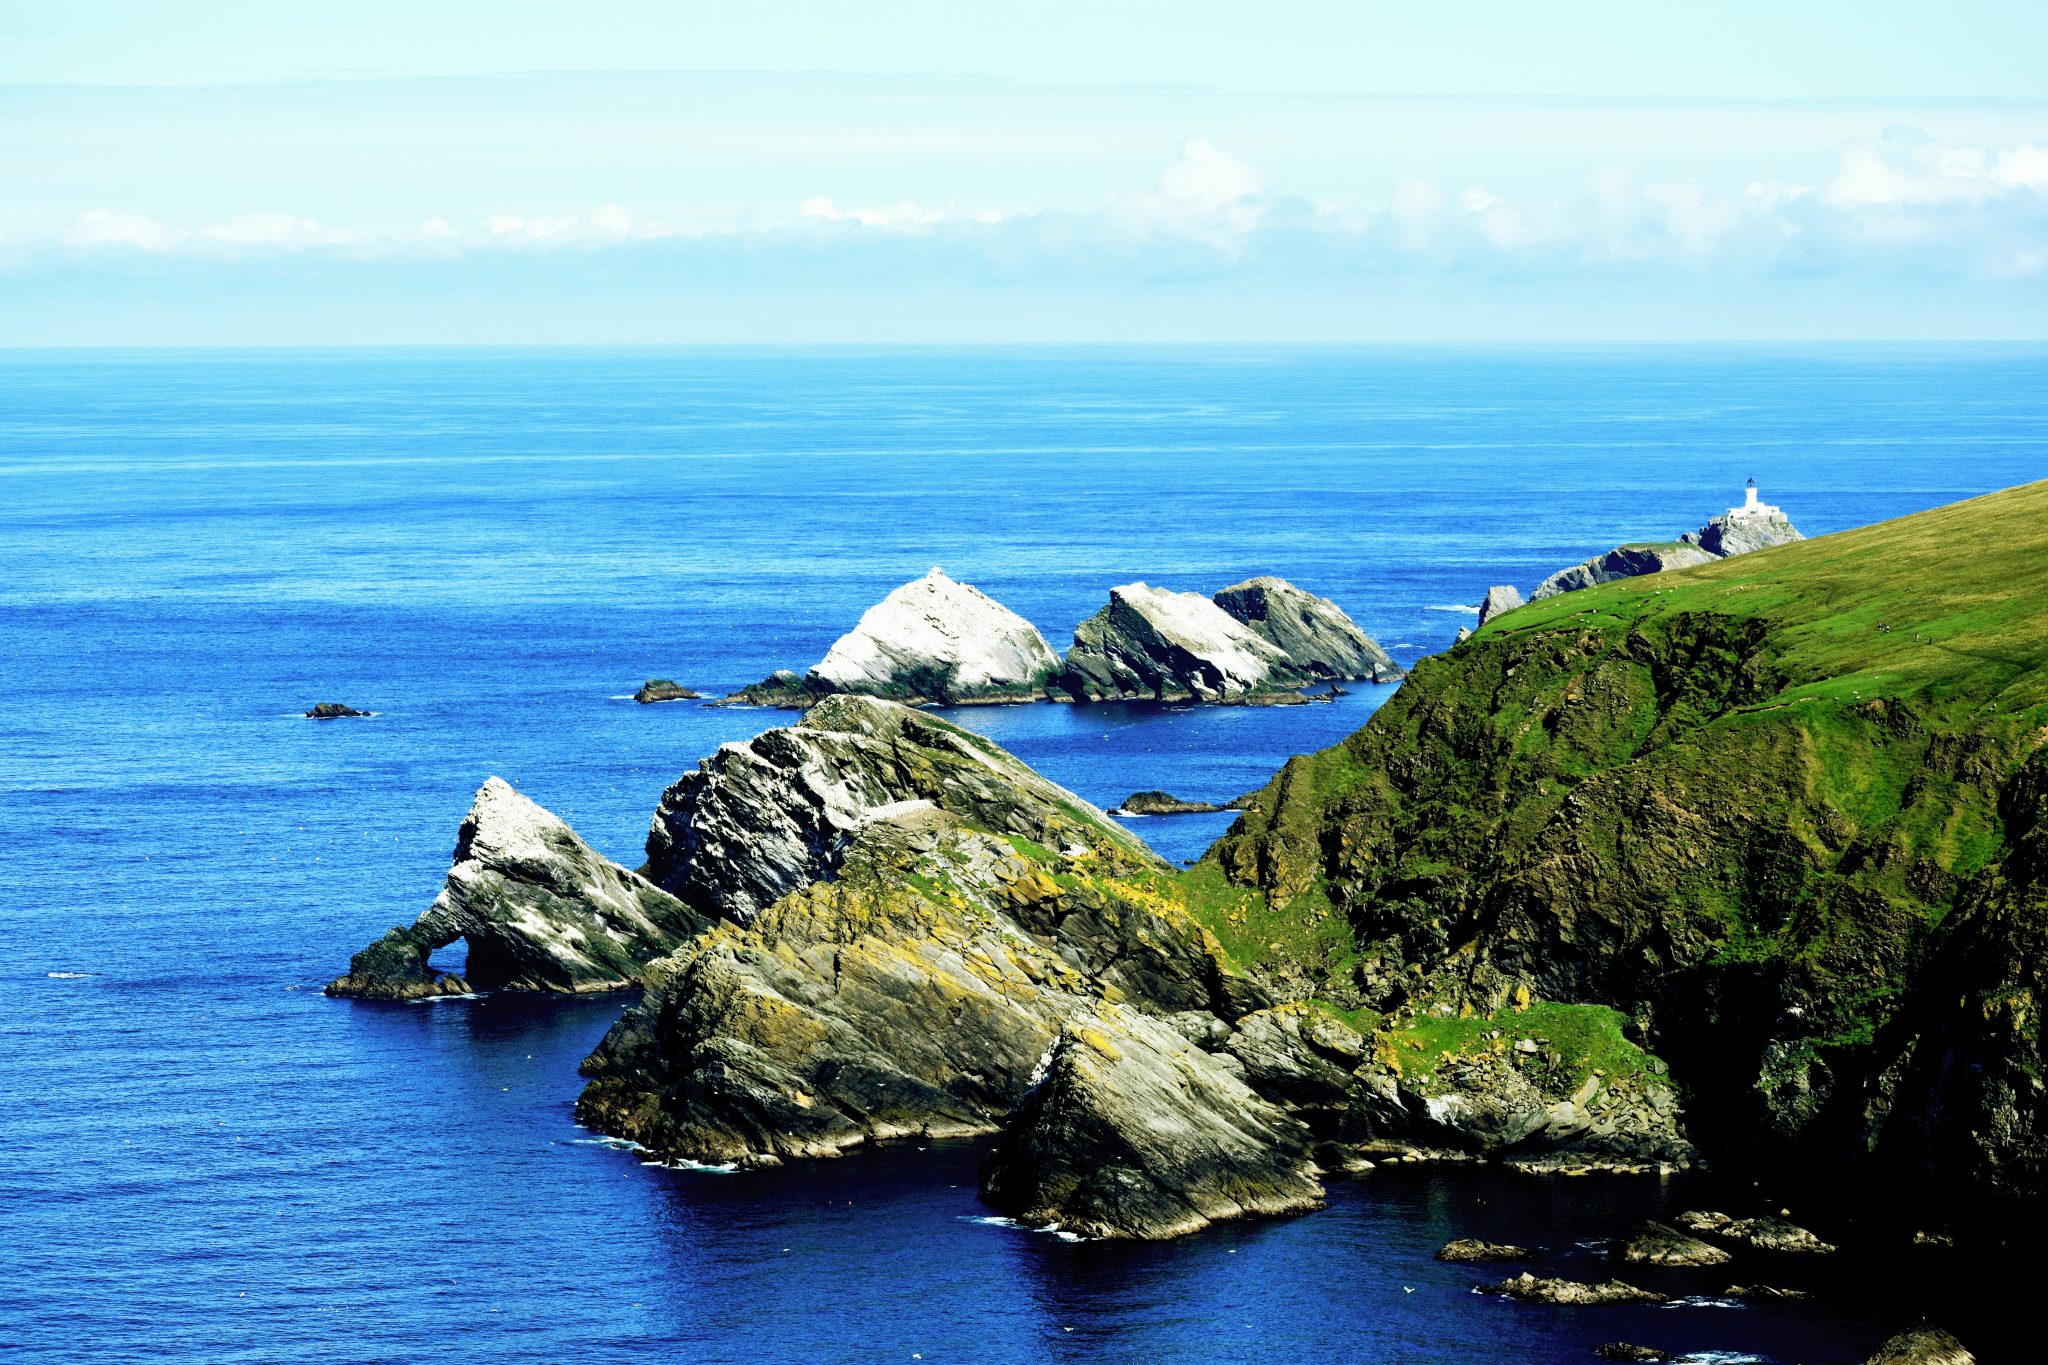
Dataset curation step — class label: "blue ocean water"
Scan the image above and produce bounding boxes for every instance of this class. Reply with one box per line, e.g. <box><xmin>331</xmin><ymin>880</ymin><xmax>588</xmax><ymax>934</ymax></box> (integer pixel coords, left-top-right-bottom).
<box><xmin>1</xmin><ymin>346</ymin><xmax>2042</xmax><ymax>1364</ymax></box>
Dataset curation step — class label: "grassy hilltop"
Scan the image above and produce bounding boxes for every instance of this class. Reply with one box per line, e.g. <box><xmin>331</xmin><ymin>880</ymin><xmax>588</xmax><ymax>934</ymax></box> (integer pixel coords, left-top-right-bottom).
<box><xmin>1197</xmin><ymin>481</ymin><xmax>2048</xmax><ymax>1203</ymax></box>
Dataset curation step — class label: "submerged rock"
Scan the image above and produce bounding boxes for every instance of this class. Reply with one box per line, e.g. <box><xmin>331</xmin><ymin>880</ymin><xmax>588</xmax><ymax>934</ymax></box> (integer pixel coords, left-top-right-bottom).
<box><xmin>732</xmin><ymin>568</ymin><xmax>1060</xmax><ymax>707</ymax></box>
<box><xmin>642</xmin><ymin>694</ymin><xmax>1154</xmax><ymax>924</ymax></box>
<box><xmin>1621</xmin><ymin>1220</ymin><xmax>1731</xmax><ymax>1266</ymax></box>
<box><xmin>1480</xmin><ymin>1272</ymin><xmax>1666</xmax><ymax>1305</ymax></box>
<box><xmin>1212</xmin><ymin>576</ymin><xmax>1400</xmax><ymax>683</ymax></box>
<box><xmin>1595</xmin><ymin>1346</ymin><xmax>1674</xmax><ymax>1363</ymax></box>
<box><xmin>1436</xmin><ymin>1239</ymin><xmax>1531</xmax><ymax>1262</ymax></box>
<box><xmin>979</xmin><ymin>1010</ymin><xmax>1326</xmax><ymax>1239</ymax></box>
<box><xmin>633</xmin><ymin>679</ymin><xmax>702</xmax><ymax>704</ymax></box>
<box><xmin>327</xmin><ymin>778</ymin><xmax>704</xmax><ymax>1000</ymax></box>
<box><xmin>1866</xmin><ymin>1327</ymin><xmax>1974</xmax><ymax>1365</ymax></box>
<box><xmin>305</xmin><ymin>702</ymin><xmax>368</xmax><ymax>719</ymax></box>
<box><xmin>1476</xmin><ymin>584</ymin><xmax>1525</xmax><ymax>628</ymax></box>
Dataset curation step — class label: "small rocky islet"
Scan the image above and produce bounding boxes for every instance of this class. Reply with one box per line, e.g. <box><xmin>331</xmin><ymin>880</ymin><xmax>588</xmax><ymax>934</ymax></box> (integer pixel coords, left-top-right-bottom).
<box><xmin>323</xmin><ymin>481</ymin><xmax>2043</xmax><ymax>1359</ymax></box>
<box><xmin>728</xmin><ymin>566</ymin><xmax>1400</xmax><ymax>709</ymax></box>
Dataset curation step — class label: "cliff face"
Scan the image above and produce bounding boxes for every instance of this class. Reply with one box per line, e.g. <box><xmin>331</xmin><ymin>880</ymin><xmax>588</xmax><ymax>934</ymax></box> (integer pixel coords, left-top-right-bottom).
<box><xmin>1531</xmin><ymin>495</ymin><xmax>1803</xmax><ymax>601</ymax></box>
<box><xmin>1212</xmin><ymin>576</ymin><xmax>1401</xmax><ymax>683</ymax></box>
<box><xmin>1209</xmin><ymin>482</ymin><xmax>2048</xmax><ymax>1210</ymax></box>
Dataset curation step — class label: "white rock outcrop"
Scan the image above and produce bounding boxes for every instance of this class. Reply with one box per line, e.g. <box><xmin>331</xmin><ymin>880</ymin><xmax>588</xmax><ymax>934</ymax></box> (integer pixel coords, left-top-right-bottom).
<box><xmin>736</xmin><ymin>568</ymin><xmax>1059</xmax><ymax>706</ymax></box>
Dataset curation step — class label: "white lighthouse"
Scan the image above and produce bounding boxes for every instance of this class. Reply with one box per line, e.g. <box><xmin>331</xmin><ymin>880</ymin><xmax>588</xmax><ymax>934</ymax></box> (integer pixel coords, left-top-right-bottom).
<box><xmin>1729</xmin><ymin>477</ymin><xmax>1782</xmax><ymax>519</ymax></box>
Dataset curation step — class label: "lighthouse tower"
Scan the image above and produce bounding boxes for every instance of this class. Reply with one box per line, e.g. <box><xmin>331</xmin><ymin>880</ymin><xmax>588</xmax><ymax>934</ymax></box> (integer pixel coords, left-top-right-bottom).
<box><xmin>1730</xmin><ymin>477</ymin><xmax>1782</xmax><ymax>519</ymax></box>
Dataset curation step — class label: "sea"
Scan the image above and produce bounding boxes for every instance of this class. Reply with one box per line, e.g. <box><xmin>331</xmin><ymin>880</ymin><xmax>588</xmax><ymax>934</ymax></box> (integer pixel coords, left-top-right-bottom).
<box><xmin>2</xmin><ymin>346</ymin><xmax>2042</xmax><ymax>1364</ymax></box>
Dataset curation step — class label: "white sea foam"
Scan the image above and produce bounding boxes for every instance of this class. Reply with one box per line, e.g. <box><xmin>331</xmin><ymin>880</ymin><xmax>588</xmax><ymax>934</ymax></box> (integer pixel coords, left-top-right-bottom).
<box><xmin>1427</xmin><ymin>604</ymin><xmax>1483</xmax><ymax>615</ymax></box>
<box><xmin>408</xmin><ymin>991</ymin><xmax>482</xmax><ymax>1003</ymax></box>
<box><xmin>961</xmin><ymin>1214</ymin><xmax>1085</xmax><ymax>1242</ymax></box>
<box><xmin>1678</xmin><ymin>1354</ymin><xmax>1767</xmax><ymax>1364</ymax></box>
<box><xmin>46</xmin><ymin>971</ymin><xmax>93</xmax><ymax>979</ymax></box>
<box><xmin>652</xmin><ymin>1158</ymin><xmax>739</xmax><ymax>1175</ymax></box>
<box><xmin>570</xmin><ymin>1135</ymin><xmax>647</xmax><ymax>1151</ymax></box>
<box><xmin>1662</xmin><ymin>1296</ymin><xmax>1748</xmax><ymax>1310</ymax></box>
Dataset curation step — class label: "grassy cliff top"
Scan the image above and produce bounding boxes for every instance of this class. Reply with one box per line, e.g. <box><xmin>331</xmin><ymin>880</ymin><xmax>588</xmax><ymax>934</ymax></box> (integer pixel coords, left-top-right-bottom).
<box><xmin>1483</xmin><ymin>479</ymin><xmax>2048</xmax><ymax>719</ymax></box>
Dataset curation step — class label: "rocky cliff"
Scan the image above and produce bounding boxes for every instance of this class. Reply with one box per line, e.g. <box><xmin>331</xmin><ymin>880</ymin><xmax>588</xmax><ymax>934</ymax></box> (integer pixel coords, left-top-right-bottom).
<box><xmin>732</xmin><ymin>568</ymin><xmax>1060</xmax><ymax>707</ymax></box>
<box><xmin>1209</xmin><ymin>481</ymin><xmax>2048</xmax><ymax>1216</ymax></box>
<box><xmin>327</xmin><ymin>778</ymin><xmax>705</xmax><ymax>1000</ymax></box>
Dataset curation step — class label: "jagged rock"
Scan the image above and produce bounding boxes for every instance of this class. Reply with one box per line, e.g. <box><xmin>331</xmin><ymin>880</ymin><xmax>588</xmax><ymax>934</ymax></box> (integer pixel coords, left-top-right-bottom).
<box><xmin>1596</xmin><ymin>1347</ymin><xmax>1674</xmax><ymax>1363</ymax></box>
<box><xmin>1866</xmin><ymin>1327</ymin><xmax>1975</xmax><ymax>1365</ymax></box>
<box><xmin>327</xmin><ymin>778</ymin><xmax>704</xmax><ymax>999</ymax></box>
<box><xmin>634</xmin><ymin>679</ymin><xmax>702</xmax><ymax>704</ymax></box>
<box><xmin>1057</xmin><ymin>578</ymin><xmax>1396</xmax><ymax>703</ymax></box>
<box><xmin>1622</xmin><ymin>1220</ymin><xmax>1731</xmax><ymax>1266</ymax></box>
<box><xmin>643</xmin><ymin>694</ymin><xmax>1156</xmax><ymax>923</ymax></box>
<box><xmin>979</xmin><ymin>1009</ymin><xmax>1326</xmax><ymax>1239</ymax></box>
<box><xmin>731</xmin><ymin>568</ymin><xmax>1060</xmax><ymax>707</ymax></box>
<box><xmin>305</xmin><ymin>702</ymin><xmax>368</xmax><ymax>719</ymax></box>
<box><xmin>1725</xmin><ymin>1284</ymin><xmax>1809</xmax><ymax>1301</ymax></box>
<box><xmin>1116</xmin><ymin>790</ymin><xmax>1225</xmax><ymax>815</ymax></box>
<box><xmin>1436</xmin><ymin>1239</ymin><xmax>1531</xmax><ymax>1262</ymax></box>
<box><xmin>1720</xmin><ymin>1215</ymin><xmax>1835</xmax><ymax>1254</ymax></box>
<box><xmin>1212</xmin><ymin>577</ymin><xmax>1400</xmax><ymax>683</ymax></box>
<box><xmin>1675</xmin><ymin>1209</ymin><xmax>1732</xmax><ymax>1234</ymax></box>
<box><xmin>1058</xmin><ymin>583</ymin><xmax>1294</xmax><ymax>702</ymax></box>
<box><xmin>1477</xmin><ymin>584</ymin><xmax>1524</xmax><ymax>628</ymax></box>
<box><xmin>1480</xmin><ymin>1273</ymin><xmax>1665</xmax><ymax>1305</ymax></box>
<box><xmin>576</xmin><ymin>806</ymin><xmax>1251</xmax><ymax>1169</ymax></box>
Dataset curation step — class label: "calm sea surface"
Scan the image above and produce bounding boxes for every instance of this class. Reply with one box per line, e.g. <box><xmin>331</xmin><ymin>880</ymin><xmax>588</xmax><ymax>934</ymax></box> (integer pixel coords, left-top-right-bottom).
<box><xmin>2</xmin><ymin>347</ymin><xmax>2042</xmax><ymax>1363</ymax></box>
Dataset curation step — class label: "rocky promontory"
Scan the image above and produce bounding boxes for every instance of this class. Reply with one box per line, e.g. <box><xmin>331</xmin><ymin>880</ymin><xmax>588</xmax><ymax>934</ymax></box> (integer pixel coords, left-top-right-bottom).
<box><xmin>326</xmin><ymin>777</ymin><xmax>705</xmax><ymax>1000</ymax></box>
<box><xmin>1057</xmin><ymin>578</ymin><xmax>1398</xmax><ymax>703</ymax></box>
<box><xmin>1528</xmin><ymin>482</ymin><xmax>1803</xmax><ymax>601</ymax></box>
<box><xmin>731</xmin><ymin>568</ymin><xmax>1061</xmax><ymax>707</ymax></box>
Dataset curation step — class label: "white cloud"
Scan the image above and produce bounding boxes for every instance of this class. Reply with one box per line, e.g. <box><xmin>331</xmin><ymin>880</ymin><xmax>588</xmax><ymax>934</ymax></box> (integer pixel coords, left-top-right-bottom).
<box><xmin>198</xmin><ymin>213</ymin><xmax>354</xmax><ymax>247</ymax></box>
<box><xmin>59</xmin><ymin>209</ymin><xmax>181</xmax><ymax>251</ymax></box>
<box><xmin>1106</xmin><ymin>138</ymin><xmax>1266</xmax><ymax>248</ymax></box>
<box><xmin>1824</xmin><ymin>129</ymin><xmax>2048</xmax><ymax>207</ymax></box>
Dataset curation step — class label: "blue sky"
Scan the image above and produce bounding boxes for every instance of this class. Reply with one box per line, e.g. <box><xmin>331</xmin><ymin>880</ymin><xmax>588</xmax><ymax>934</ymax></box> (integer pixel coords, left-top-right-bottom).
<box><xmin>3</xmin><ymin>1</ymin><xmax>2046</xmax><ymax>343</ymax></box>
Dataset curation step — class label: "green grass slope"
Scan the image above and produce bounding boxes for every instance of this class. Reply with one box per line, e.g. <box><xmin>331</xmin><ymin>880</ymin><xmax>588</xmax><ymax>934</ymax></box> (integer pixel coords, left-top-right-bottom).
<box><xmin>1202</xmin><ymin>481</ymin><xmax>2048</xmax><ymax>1205</ymax></box>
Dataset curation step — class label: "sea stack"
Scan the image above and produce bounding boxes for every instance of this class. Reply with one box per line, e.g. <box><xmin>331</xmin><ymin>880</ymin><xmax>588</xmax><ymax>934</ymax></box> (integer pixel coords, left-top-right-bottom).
<box><xmin>732</xmin><ymin>568</ymin><xmax>1060</xmax><ymax>707</ymax></box>
<box><xmin>1213</xmin><ymin>577</ymin><xmax>1400</xmax><ymax>682</ymax></box>
<box><xmin>1476</xmin><ymin>585</ymin><xmax>1524</xmax><ymax>628</ymax></box>
<box><xmin>1057</xmin><ymin>577</ymin><xmax>1397</xmax><ymax>703</ymax></box>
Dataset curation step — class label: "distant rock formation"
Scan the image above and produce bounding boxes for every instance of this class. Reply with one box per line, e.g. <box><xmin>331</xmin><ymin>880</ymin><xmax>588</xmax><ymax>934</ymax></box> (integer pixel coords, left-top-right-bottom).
<box><xmin>731</xmin><ymin>568</ymin><xmax>1060</xmax><ymax>707</ymax></box>
<box><xmin>1621</xmin><ymin>1220</ymin><xmax>1731</xmax><ymax>1266</ymax></box>
<box><xmin>1212</xmin><ymin>577</ymin><xmax>1400</xmax><ymax>682</ymax></box>
<box><xmin>1531</xmin><ymin>481</ymin><xmax>1803</xmax><ymax>600</ymax></box>
<box><xmin>633</xmin><ymin>679</ymin><xmax>702</xmax><ymax>704</ymax></box>
<box><xmin>1436</xmin><ymin>1239</ymin><xmax>1531</xmax><ymax>1262</ymax></box>
<box><xmin>305</xmin><ymin>702</ymin><xmax>368</xmax><ymax>719</ymax></box>
<box><xmin>1476</xmin><ymin>584</ymin><xmax>1524</xmax><ymax>628</ymax></box>
<box><xmin>1114</xmin><ymin>789</ymin><xmax>1260</xmax><ymax>816</ymax></box>
<box><xmin>642</xmin><ymin>693</ymin><xmax>1152</xmax><ymax>924</ymax></box>
<box><xmin>326</xmin><ymin>778</ymin><xmax>704</xmax><ymax>1000</ymax></box>
<box><xmin>1057</xmin><ymin>578</ymin><xmax>1398</xmax><ymax>703</ymax></box>
<box><xmin>1478</xmin><ymin>1273</ymin><xmax>1666</xmax><ymax>1305</ymax></box>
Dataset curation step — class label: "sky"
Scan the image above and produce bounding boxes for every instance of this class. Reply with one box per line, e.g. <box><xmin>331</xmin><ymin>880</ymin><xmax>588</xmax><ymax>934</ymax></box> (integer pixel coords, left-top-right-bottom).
<box><xmin>2</xmin><ymin>1</ymin><xmax>2046</xmax><ymax>343</ymax></box>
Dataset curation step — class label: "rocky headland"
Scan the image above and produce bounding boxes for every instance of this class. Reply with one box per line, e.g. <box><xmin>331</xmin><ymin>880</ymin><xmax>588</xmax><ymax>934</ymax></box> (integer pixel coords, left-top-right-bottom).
<box><xmin>1527</xmin><ymin>482</ymin><xmax>1803</xmax><ymax>601</ymax></box>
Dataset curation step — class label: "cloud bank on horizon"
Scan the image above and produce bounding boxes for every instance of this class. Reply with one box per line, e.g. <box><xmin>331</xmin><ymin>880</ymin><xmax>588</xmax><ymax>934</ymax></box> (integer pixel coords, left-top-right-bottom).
<box><xmin>2</xmin><ymin>3</ymin><xmax>2045</xmax><ymax>342</ymax></box>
